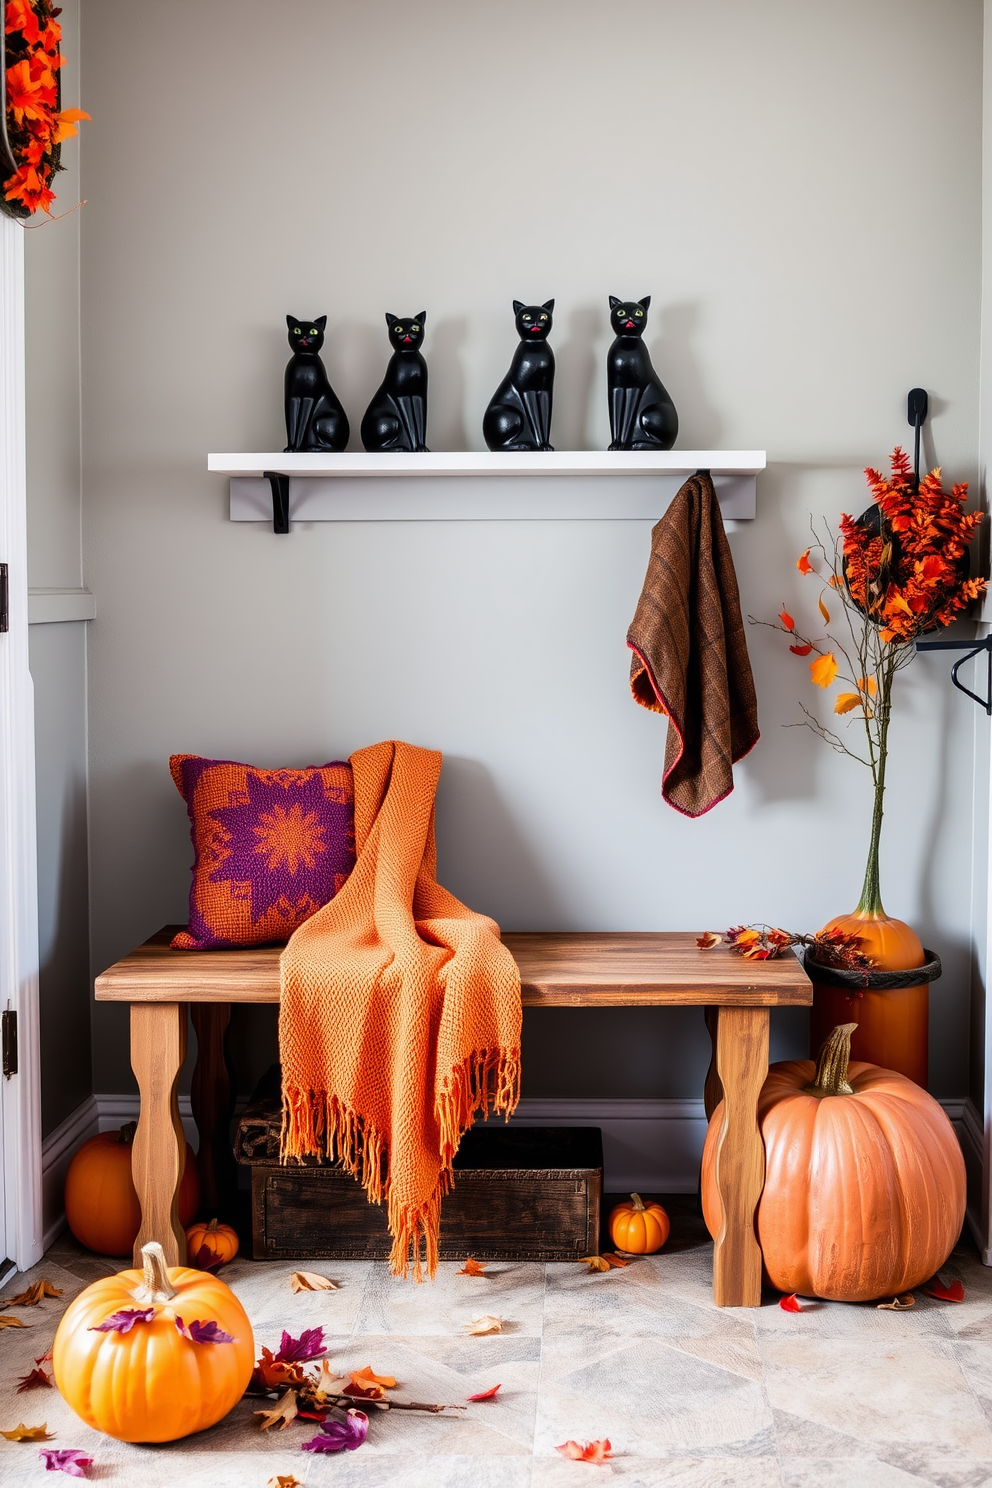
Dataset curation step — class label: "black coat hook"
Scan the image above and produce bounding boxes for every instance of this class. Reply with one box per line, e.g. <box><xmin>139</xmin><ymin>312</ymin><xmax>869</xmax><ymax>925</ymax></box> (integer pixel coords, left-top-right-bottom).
<box><xmin>263</xmin><ymin>471</ymin><xmax>290</xmax><ymax>534</ymax></box>
<box><xmin>907</xmin><ymin>387</ymin><xmax>928</xmax><ymax>488</ymax></box>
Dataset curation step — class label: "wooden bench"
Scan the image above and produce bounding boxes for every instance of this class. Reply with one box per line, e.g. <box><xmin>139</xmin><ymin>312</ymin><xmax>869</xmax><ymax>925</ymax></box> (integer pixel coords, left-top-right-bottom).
<box><xmin>95</xmin><ymin>928</ymin><xmax>811</xmax><ymax>1306</ymax></box>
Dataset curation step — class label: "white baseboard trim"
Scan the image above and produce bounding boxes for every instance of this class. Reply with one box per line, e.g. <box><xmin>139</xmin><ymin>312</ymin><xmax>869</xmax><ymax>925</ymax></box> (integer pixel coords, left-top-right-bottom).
<box><xmin>38</xmin><ymin>1091</ymin><xmax>981</xmax><ymax>1254</ymax></box>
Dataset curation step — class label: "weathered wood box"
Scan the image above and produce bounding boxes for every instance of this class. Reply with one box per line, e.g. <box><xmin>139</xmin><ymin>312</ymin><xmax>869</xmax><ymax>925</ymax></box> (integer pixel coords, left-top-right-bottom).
<box><xmin>235</xmin><ymin>1069</ymin><xmax>602</xmax><ymax>1262</ymax></box>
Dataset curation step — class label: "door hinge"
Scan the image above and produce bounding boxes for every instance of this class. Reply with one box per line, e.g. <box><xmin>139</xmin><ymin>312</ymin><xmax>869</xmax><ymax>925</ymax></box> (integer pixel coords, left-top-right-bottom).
<box><xmin>2</xmin><ymin>1009</ymin><xmax>17</xmax><ymax>1078</ymax></box>
<box><xmin>0</xmin><ymin>563</ymin><xmax>8</xmax><ymax>633</ymax></box>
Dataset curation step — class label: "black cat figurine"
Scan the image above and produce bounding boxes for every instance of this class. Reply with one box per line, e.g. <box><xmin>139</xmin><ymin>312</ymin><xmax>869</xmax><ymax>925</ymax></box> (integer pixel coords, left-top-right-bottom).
<box><xmin>361</xmin><ymin>313</ymin><xmax>430</xmax><ymax>452</ymax></box>
<box><xmin>284</xmin><ymin>314</ymin><xmax>349</xmax><ymax>452</ymax></box>
<box><xmin>606</xmin><ymin>296</ymin><xmax>678</xmax><ymax>451</ymax></box>
<box><xmin>483</xmin><ymin>299</ymin><xmax>555</xmax><ymax>451</ymax></box>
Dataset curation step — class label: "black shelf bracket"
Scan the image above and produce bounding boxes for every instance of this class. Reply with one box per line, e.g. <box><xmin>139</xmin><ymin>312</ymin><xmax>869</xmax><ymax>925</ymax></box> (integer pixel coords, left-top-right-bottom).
<box><xmin>262</xmin><ymin>471</ymin><xmax>290</xmax><ymax>535</ymax></box>
<box><xmin>916</xmin><ymin>635</ymin><xmax>992</xmax><ymax>715</ymax></box>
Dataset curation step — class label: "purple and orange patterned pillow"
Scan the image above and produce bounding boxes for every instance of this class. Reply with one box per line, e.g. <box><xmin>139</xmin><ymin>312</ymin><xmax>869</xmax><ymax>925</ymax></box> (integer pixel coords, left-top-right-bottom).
<box><xmin>170</xmin><ymin>754</ymin><xmax>356</xmax><ymax>950</ymax></box>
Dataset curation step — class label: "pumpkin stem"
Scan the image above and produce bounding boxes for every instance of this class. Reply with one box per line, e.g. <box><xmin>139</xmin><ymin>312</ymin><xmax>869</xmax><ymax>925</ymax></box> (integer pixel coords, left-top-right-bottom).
<box><xmin>630</xmin><ymin>1193</ymin><xmax>646</xmax><ymax>1212</ymax></box>
<box><xmin>118</xmin><ymin>1121</ymin><xmax>137</xmax><ymax>1145</ymax></box>
<box><xmin>207</xmin><ymin>1218</ymin><xmax>218</xmax><ymax>1233</ymax></box>
<box><xmin>803</xmin><ymin>1023</ymin><xmax>857</xmax><ymax>1098</ymax></box>
<box><xmin>130</xmin><ymin>1241</ymin><xmax>178</xmax><ymax>1305</ymax></box>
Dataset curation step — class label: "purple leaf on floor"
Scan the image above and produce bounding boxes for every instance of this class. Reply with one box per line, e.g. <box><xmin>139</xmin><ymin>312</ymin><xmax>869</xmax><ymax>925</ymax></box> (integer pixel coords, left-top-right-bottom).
<box><xmin>175</xmin><ymin>1316</ymin><xmax>234</xmax><ymax>1344</ymax></box>
<box><xmin>17</xmin><ymin>1368</ymin><xmax>53</xmax><ymax>1391</ymax></box>
<box><xmin>301</xmin><ymin>1408</ymin><xmax>368</xmax><ymax>1454</ymax></box>
<box><xmin>88</xmin><ymin>1307</ymin><xmax>154</xmax><ymax>1334</ymax></box>
<box><xmin>39</xmin><ymin>1447</ymin><xmax>93</xmax><ymax>1476</ymax></box>
<box><xmin>276</xmin><ymin>1326</ymin><xmax>326</xmax><ymax>1362</ymax></box>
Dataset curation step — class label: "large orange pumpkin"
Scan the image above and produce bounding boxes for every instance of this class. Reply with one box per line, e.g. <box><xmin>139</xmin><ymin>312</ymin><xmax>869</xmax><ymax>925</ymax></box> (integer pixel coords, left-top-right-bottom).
<box><xmin>810</xmin><ymin>910</ymin><xmax>928</xmax><ymax>1085</ymax></box>
<box><xmin>701</xmin><ymin>1024</ymin><xmax>965</xmax><ymax>1301</ymax></box>
<box><xmin>53</xmin><ymin>1241</ymin><xmax>254</xmax><ymax>1442</ymax></box>
<box><xmin>64</xmin><ymin>1123</ymin><xmax>200</xmax><ymax>1256</ymax></box>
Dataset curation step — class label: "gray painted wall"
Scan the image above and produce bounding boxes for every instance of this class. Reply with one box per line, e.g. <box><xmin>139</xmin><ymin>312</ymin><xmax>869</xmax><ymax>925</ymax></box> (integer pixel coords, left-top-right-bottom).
<box><xmin>78</xmin><ymin>0</ymin><xmax>982</xmax><ymax>1104</ymax></box>
<box><xmin>23</xmin><ymin>0</ymin><xmax>92</xmax><ymax>1137</ymax></box>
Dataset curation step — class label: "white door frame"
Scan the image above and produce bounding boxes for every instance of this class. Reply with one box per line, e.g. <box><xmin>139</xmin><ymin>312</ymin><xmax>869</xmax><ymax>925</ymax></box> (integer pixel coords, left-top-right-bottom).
<box><xmin>0</xmin><ymin>213</ymin><xmax>43</xmax><ymax>1271</ymax></box>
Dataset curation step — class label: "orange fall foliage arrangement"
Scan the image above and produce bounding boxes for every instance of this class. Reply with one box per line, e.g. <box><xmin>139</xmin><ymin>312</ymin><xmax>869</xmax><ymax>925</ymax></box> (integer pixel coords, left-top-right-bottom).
<box><xmin>3</xmin><ymin>0</ymin><xmax>88</xmax><ymax>217</ymax></box>
<box><xmin>763</xmin><ymin>449</ymin><xmax>984</xmax><ymax>933</ymax></box>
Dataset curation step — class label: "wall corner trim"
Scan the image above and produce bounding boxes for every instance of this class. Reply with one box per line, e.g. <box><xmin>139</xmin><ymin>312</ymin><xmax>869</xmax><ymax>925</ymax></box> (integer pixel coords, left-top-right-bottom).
<box><xmin>28</xmin><ymin>588</ymin><xmax>95</xmax><ymax>625</ymax></box>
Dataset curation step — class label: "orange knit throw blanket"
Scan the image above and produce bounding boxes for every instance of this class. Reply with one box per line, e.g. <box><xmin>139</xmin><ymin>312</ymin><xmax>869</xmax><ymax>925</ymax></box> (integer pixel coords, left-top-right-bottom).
<box><xmin>279</xmin><ymin>740</ymin><xmax>522</xmax><ymax>1280</ymax></box>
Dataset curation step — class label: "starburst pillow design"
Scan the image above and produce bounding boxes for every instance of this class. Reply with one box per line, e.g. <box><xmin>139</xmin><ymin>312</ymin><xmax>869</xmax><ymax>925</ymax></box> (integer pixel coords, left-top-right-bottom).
<box><xmin>170</xmin><ymin>754</ymin><xmax>356</xmax><ymax>950</ymax></box>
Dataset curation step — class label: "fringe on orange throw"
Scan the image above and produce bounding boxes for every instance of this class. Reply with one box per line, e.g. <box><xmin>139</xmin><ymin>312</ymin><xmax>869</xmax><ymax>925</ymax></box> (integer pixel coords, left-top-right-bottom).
<box><xmin>279</xmin><ymin>740</ymin><xmax>522</xmax><ymax>1280</ymax></box>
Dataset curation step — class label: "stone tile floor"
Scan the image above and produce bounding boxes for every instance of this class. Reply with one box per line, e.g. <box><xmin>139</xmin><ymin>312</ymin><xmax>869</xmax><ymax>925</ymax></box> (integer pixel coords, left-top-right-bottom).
<box><xmin>0</xmin><ymin>1198</ymin><xmax>989</xmax><ymax>1486</ymax></box>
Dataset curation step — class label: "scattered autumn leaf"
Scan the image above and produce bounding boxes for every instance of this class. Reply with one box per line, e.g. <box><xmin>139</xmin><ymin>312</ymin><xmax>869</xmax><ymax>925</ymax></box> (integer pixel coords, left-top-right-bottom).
<box><xmin>466</xmin><ymin>1383</ymin><xmax>501</xmax><ymax>1401</ymax></box>
<box><xmin>809</xmin><ymin>652</ymin><xmax>839</xmax><ymax>688</ymax></box>
<box><xmin>696</xmin><ymin>931</ymin><xmax>721</xmax><ymax>949</ymax></box>
<box><xmin>834</xmin><ymin>692</ymin><xmax>862</xmax><ymax>715</ymax></box>
<box><xmin>301</xmin><ymin>1408</ymin><xmax>369</xmax><ymax>1455</ymax></box>
<box><xmin>16</xmin><ymin>1369</ymin><xmax>52</xmax><ymax>1392</ymax></box>
<box><xmin>174</xmin><ymin>1316</ymin><xmax>234</xmax><ymax>1345</ymax></box>
<box><xmin>34</xmin><ymin>1351</ymin><xmax>53</xmax><ymax>1365</ymax></box>
<box><xmin>778</xmin><ymin>608</ymin><xmax>795</xmax><ymax>631</ymax></box>
<box><xmin>2</xmin><ymin>1280</ymin><xmax>61</xmax><ymax>1308</ymax></box>
<box><xmin>343</xmin><ymin>1381</ymin><xmax>385</xmax><ymax>1401</ymax></box>
<box><xmin>779</xmin><ymin>1293</ymin><xmax>803</xmax><ymax>1313</ymax></box>
<box><xmin>600</xmin><ymin>1253</ymin><xmax>630</xmax><ymax>1268</ymax></box>
<box><xmin>923</xmin><ymin>1277</ymin><xmax>965</xmax><ymax>1303</ymax></box>
<box><xmin>0</xmin><ymin>1316</ymin><xmax>28</xmax><ymax>1329</ymax></box>
<box><xmin>276</xmin><ymin>1326</ymin><xmax>327</xmax><ymax>1362</ymax></box>
<box><xmin>464</xmin><ymin>1314</ymin><xmax>503</xmax><ymax>1335</ymax></box>
<box><xmin>38</xmin><ymin>1446</ymin><xmax>93</xmax><ymax>1476</ymax></box>
<box><xmin>556</xmin><ymin>1438</ymin><xmax>613</xmax><ymax>1463</ymax></box>
<box><xmin>818</xmin><ymin>595</ymin><xmax>831</xmax><ymax>623</ymax></box>
<box><xmin>458</xmin><ymin>1258</ymin><xmax>487</xmax><ymax>1277</ymax></box>
<box><xmin>314</xmin><ymin>1360</ymin><xmax>351</xmax><ymax>1396</ymax></box>
<box><xmin>797</xmin><ymin>548</ymin><xmax>813</xmax><ymax>575</ymax></box>
<box><xmin>267</xmin><ymin>1478</ymin><xmax>303</xmax><ymax>1488</ymax></box>
<box><xmin>578</xmin><ymin>1256</ymin><xmax>611</xmax><ymax>1273</ymax></box>
<box><xmin>289</xmin><ymin>1271</ymin><xmax>338</xmax><ymax>1293</ymax></box>
<box><xmin>88</xmin><ymin>1307</ymin><xmax>153</xmax><ymax>1335</ymax></box>
<box><xmin>877</xmin><ymin>1294</ymin><xmax>915</xmax><ymax>1310</ymax></box>
<box><xmin>349</xmin><ymin>1366</ymin><xmax>397</xmax><ymax>1391</ymax></box>
<box><xmin>254</xmin><ymin>1387</ymin><xmax>299</xmax><ymax>1431</ymax></box>
<box><xmin>1</xmin><ymin>1422</ymin><xmax>53</xmax><ymax>1441</ymax></box>
<box><xmin>251</xmin><ymin>1347</ymin><xmax>305</xmax><ymax>1392</ymax></box>
<box><xmin>789</xmin><ymin>642</ymin><xmax>813</xmax><ymax>656</ymax></box>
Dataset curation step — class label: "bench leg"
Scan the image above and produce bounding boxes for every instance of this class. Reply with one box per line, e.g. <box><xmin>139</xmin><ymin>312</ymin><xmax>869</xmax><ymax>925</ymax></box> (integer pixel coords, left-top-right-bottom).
<box><xmin>711</xmin><ymin>1005</ymin><xmax>768</xmax><ymax>1307</ymax></box>
<box><xmin>131</xmin><ymin>1003</ymin><xmax>188</xmax><ymax>1268</ymax></box>
<box><xmin>191</xmin><ymin>1003</ymin><xmax>238</xmax><ymax>1217</ymax></box>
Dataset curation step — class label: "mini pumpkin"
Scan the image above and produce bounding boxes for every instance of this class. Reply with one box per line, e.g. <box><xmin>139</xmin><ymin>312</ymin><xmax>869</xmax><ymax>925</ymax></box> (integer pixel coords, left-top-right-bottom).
<box><xmin>53</xmin><ymin>1241</ymin><xmax>254</xmax><ymax>1442</ymax></box>
<box><xmin>609</xmin><ymin>1193</ymin><xmax>670</xmax><ymax>1254</ymax></box>
<box><xmin>185</xmin><ymin>1217</ymin><xmax>239</xmax><ymax>1268</ymax></box>
<box><xmin>700</xmin><ymin>1023</ymin><xmax>966</xmax><ymax>1302</ymax></box>
<box><xmin>64</xmin><ymin>1123</ymin><xmax>199</xmax><ymax>1257</ymax></box>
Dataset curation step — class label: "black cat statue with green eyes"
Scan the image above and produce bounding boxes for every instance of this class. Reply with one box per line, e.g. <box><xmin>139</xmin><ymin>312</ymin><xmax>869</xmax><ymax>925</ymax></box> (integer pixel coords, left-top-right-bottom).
<box><xmin>483</xmin><ymin>299</ymin><xmax>555</xmax><ymax>451</ymax></box>
<box><xmin>361</xmin><ymin>313</ymin><xmax>429</xmax><ymax>452</ymax></box>
<box><xmin>606</xmin><ymin>296</ymin><xmax>678</xmax><ymax>451</ymax></box>
<box><xmin>284</xmin><ymin>314</ymin><xmax>350</xmax><ymax>452</ymax></box>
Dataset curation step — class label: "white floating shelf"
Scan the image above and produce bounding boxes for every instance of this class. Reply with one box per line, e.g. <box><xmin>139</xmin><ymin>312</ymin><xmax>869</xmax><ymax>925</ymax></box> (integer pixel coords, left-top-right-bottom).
<box><xmin>209</xmin><ymin>450</ymin><xmax>766</xmax><ymax>525</ymax></box>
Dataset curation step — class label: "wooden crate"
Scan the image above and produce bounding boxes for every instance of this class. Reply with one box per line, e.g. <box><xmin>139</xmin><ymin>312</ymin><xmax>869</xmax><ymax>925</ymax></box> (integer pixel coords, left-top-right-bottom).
<box><xmin>236</xmin><ymin>1072</ymin><xmax>601</xmax><ymax>1262</ymax></box>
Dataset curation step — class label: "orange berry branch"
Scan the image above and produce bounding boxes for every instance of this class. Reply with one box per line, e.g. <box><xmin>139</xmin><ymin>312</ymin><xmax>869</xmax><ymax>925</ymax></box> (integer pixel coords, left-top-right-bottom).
<box><xmin>756</xmin><ymin>449</ymin><xmax>985</xmax><ymax>918</ymax></box>
<box><xmin>2</xmin><ymin>0</ymin><xmax>88</xmax><ymax>218</ymax></box>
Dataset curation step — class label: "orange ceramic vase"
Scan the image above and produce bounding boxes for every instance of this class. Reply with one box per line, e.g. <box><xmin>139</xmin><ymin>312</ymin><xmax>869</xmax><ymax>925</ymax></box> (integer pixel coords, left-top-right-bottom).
<box><xmin>809</xmin><ymin>910</ymin><xmax>928</xmax><ymax>1086</ymax></box>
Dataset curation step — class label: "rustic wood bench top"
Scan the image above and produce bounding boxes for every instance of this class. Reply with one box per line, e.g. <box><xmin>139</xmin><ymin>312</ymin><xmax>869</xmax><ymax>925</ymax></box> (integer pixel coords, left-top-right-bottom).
<box><xmin>95</xmin><ymin>927</ymin><xmax>811</xmax><ymax>1007</ymax></box>
<box><xmin>96</xmin><ymin>925</ymin><xmax>811</xmax><ymax>1310</ymax></box>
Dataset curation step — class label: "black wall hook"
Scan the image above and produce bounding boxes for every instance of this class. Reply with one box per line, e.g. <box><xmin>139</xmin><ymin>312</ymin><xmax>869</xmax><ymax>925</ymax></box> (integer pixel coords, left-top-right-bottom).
<box><xmin>916</xmin><ymin>635</ymin><xmax>992</xmax><ymax>714</ymax></box>
<box><xmin>263</xmin><ymin>470</ymin><xmax>290</xmax><ymax>534</ymax></box>
<box><xmin>907</xmin><ymin>387</ymin><xmax>928</xmax><ymax>488</ymax></box>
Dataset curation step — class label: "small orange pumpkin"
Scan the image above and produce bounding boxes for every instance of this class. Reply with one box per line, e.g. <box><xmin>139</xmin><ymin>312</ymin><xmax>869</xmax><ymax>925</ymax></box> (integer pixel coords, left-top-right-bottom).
<box><xmin>609</xmin><ymin>1193</ymin><xmax>670</xmax><ymax>1254</ymax></box>
<box><xmin>185</xmin><ymin>1217</ymin><xmax>239</xmax><ymax>1268</ymax></box>
<box><xmin>64</xmin><ymin>1123</ymin><xmax>199</xmax><ymax>1257</ymax></box>
<box><xmin>53</xmin><ymin>1241</ymin><xmax>254</xmax><ymax>1442</ymax></box>
<box><xmin>701</xmin><ymin>1023</ymin><xmax>966</xmax><ymax>1301</ymax></box>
